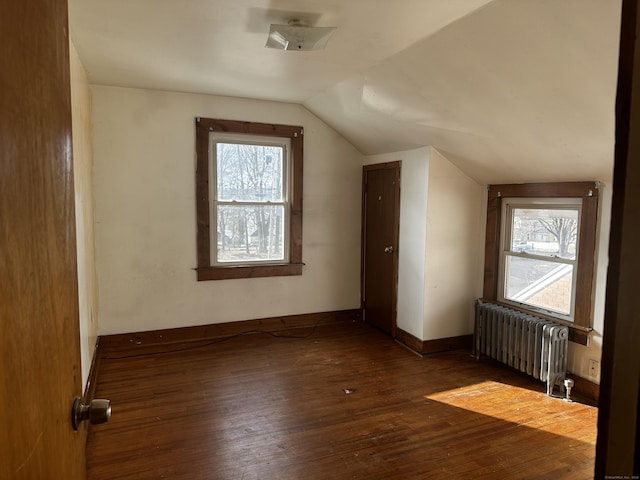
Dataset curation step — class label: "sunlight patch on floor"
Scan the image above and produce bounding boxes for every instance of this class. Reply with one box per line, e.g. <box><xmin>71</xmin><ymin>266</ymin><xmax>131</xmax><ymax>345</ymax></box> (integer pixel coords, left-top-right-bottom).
<box><xmin>424</xmin><ymin>380</ymin><xmax>598</xmax><ymax>444</ymax></box>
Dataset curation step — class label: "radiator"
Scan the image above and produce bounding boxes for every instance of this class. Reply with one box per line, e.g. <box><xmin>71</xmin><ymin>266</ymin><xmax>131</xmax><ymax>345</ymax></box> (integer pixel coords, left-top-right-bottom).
<box><xmin>473</xmin><ymin>300</ymin><xmax>569</xmax><ymax>396</ymax></box>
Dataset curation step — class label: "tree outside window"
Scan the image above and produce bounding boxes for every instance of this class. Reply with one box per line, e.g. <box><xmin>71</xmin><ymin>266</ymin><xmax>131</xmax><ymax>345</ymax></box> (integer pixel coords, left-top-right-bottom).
<box><xmin>213</xmin><ymin>141</ymin><xmax>287</xmax><ymax>264</ymax></box>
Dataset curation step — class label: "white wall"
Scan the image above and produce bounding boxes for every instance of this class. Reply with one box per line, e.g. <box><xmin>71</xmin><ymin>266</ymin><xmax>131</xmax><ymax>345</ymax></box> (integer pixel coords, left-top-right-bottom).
<box><xmin>70</xmin><ymin>41</ymin><xmax>99</xmax><ymax>385</ymax></box>
<box><xmin>423</xmin><ymin>148</ymin><xmax>485</xmax><ymax>340</ymax></box>
<box><xmin>364</xmin><ymin>147</ymin><xmax>484</xmax><ymax>341</ymax></box>
<box><xmin>91</xmin><ymin>86</ymin><xmax>363</xmax><ymax>335</ymax></box>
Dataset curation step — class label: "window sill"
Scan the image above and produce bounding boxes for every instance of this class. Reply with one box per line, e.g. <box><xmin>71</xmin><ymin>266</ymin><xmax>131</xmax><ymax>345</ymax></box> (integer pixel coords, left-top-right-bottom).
<box><xmin>567</xmin><ymin>327</ymin><xmax>591</xmax><ymax>346</ymax></box>
<box><xmin>196</xmin><ymin>263</ymin><xmax>303</xmax><ymax>281</ymax></box>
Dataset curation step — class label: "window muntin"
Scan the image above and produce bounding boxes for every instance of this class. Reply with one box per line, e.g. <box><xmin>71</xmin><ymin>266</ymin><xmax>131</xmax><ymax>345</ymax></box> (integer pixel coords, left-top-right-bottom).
<box><xmin>210</xmin><ymin>135</ymin><xmax>291</xmax><ymax>266</ymax></box>
<box><xmin>498</xmin><ymin>198</ymin><xmax>582</xmax><ymax>321</ymax></box>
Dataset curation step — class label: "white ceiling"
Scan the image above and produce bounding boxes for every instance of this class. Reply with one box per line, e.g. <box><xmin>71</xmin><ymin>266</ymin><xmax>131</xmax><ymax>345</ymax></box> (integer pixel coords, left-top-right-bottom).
<box><xmin>69</xmin><ymin>0</ymin><xmax>622</xmax><ymax>184</ymax></box>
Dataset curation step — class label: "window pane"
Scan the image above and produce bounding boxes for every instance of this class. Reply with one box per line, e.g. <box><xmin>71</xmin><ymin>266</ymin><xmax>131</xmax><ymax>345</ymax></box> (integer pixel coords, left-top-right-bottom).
<box><xmin>510</xmin><ymin>207</ymin><xmax>578</xmax><ymax>260</ymax></box>
<box><xmin>504</xmin><ymin>255</ymin><xmax>573</xmax><ymax>316</ymax></box>
<box><xmin>216</xmin><ymin>205</ymin><xmax>285</xmax><ymax>263</ymax></box>
<box><xmin>216</xmin><ymin>143</ymin><xmax>284</xmax><ymax>202</ymax></box>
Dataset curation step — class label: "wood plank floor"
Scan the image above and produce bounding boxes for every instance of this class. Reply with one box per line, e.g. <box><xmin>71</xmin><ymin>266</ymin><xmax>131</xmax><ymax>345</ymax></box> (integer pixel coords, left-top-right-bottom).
<box><xmin>87</xmin><ymin>320</ymin><xmax>597</xmax><ymax>479</ymax></box>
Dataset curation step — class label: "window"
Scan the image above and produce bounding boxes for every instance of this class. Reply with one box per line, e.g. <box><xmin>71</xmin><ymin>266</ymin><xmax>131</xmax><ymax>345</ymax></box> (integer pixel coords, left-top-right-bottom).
<box><xmin>499</xmin><ymin>198</ymin><xmax>581</xmax><ymax>320</ymax></box>
<box><xmin>483</xmin><ymin>183</ymin><xmax>599</xmax><ymax>345</ymax></box>
<box><xmin>212</xmin><ymin>135</ymin><xmax>289</xmax><ymax>265</ymax></box>
<box><xmin>195</xmin><ymin>118</ymin><xmax>303</xmax><ymax>280</ymax></box>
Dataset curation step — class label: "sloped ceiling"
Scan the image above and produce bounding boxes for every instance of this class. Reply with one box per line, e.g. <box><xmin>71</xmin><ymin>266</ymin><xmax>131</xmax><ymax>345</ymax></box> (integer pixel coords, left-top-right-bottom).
<box><xmin>69</xmin><ymin>0</ymin><xmax>622</xmax><ymax>184</ymax></box>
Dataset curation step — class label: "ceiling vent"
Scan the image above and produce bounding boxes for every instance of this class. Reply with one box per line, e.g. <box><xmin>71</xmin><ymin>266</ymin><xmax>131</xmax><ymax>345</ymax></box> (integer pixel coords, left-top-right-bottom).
<box><xmin>266</xmin><ymin>19</ymin><xmax>336</xmax><ymax>51</ymax></box>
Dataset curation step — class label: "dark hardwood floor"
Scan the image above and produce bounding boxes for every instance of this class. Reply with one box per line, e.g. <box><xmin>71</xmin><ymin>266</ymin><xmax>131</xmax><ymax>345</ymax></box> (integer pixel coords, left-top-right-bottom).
<box><xmin>87</xmin><ymin>320</ymin><xmax>597</xmax><ymax>479</ymax></box>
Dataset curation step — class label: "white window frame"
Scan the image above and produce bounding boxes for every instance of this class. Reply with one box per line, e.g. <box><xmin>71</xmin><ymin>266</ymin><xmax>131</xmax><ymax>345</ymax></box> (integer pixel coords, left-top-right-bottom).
<box><xmin>209</xmin><ymin>132</ymin><xmax>292</xmax><ymax>267</ymax></box>
<box><xmin>498</xmin><ymin>197</ymin><xmax>582</xmax><ymax>322</ymax></box>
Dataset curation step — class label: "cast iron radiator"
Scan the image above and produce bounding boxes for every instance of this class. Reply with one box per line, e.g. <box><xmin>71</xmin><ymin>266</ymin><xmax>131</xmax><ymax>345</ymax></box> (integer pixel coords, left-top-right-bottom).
<box><xmin>473</xmin><ymin>300</ymin><xmax>569</xmax><ymax>396</ymax></box>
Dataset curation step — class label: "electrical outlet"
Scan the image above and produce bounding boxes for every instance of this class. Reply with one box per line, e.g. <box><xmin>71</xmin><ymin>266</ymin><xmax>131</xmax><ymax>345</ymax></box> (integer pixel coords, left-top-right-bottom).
<box><xmin>589</xmin><ymin>359</ymin><xmax>599</xmax><ymax>378</ymax></box>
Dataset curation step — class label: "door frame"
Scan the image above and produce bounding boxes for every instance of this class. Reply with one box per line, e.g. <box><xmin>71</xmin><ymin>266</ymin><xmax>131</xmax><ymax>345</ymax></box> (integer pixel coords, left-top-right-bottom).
<box><xmin>595</xmin><ymin>0</ymin><xmax>640</xmax><ymax>474</ymax></box>
<box><xmin>360</xmin><ymin>161</ymin><xmax>401</xmax><ymax>337</ymax></box>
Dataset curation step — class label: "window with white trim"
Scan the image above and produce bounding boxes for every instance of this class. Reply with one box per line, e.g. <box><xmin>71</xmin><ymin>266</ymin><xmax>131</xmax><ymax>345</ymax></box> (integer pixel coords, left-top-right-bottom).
<box><xmin>210</xmin><ymin>134</ymin><xmax>290</xmax><ymax>265</ymax></box>
<box><xmin>499</xmin><ymin>198</ymin><xmax>581</xmax><ymax>321</ymax></box>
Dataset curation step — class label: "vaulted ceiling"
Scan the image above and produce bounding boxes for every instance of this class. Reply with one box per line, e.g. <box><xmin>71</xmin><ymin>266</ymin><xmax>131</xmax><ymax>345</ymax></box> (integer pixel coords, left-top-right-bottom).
<box><xmin>69</xmin><ymin>0</ymin><xmax>622</xmax><ymax>184</ymax></box>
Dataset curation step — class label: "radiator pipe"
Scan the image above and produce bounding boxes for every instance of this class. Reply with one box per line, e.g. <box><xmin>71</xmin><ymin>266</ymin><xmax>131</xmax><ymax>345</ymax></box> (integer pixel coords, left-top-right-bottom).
<box><xmin>564</xmin><ymin>378</ymin><xmax>574</xmax><ymax>402</ymax></box>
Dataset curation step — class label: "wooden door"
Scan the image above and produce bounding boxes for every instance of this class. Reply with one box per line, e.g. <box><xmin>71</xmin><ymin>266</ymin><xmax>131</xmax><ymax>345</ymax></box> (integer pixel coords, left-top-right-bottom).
<box><xmin>0</xmin><ymin>1</ymin><xmax>86</xmax><ymax>478</ymax></box>
<box><xmin>361</xmin><ymin>162</ymin><xmax>401</xmax><ymax>336</ymax></box>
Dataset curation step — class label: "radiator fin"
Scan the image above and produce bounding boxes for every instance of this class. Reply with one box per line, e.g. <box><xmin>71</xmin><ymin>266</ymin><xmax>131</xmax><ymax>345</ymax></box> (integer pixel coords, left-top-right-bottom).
<box><xmin>473</xmin><ymin>300</ymin><xmax>568</xmax><ymax>396</ymax></box>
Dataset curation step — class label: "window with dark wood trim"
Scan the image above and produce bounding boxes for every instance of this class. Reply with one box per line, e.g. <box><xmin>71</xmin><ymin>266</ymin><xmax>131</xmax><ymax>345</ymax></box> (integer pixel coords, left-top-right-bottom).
<box><xmin>483</xmin><ymin>182</ymin><xmax>599</xmax><ymax>345</ymax></box>
<box><xmin>195</xmin><ymin>118</ymin><xmax>303</xmax><ymax>281</ymax></box>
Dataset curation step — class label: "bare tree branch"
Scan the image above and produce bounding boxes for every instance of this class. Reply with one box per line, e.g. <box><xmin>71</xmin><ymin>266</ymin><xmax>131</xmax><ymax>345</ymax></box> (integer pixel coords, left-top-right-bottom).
<box><xmin>539</xmin><ymin>217</ymin><xmax>577</xmax><ymax>257</ymax></box>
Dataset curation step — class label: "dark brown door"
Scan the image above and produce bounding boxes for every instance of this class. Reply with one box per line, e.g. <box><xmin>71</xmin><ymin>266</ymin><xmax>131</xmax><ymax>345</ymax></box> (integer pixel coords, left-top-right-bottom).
<box><xmin>0</xmin><ymin>1</ymin><xmax>86</xmax><ymax>478</ymax></box>
<box><xmin>361</xmin><ymin>162</ymin><xmax>401</xmax><ymax>336</ymax></box>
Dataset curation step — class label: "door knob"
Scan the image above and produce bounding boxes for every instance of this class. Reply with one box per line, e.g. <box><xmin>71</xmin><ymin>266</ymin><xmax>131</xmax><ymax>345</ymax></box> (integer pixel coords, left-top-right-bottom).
<box><xmin>72</xmin><ymin>397</ymin><xmax>111</xmax><ymax>431</ymax></box>
<box><xmin>384</xmin><ymin>246</ymin><xmax>394</xmax><ymax>254</ymax></box>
